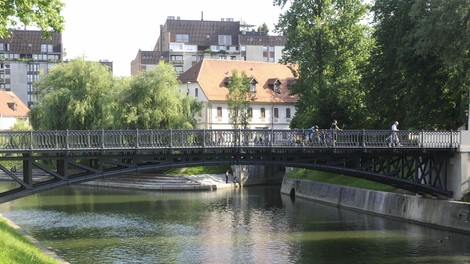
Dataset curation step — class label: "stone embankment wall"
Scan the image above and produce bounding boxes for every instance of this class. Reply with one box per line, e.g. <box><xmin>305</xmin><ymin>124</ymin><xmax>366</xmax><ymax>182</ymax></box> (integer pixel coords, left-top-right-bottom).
<box><xmin>281</xmin><ymin>178</ymin><xmax>470</xmax><ymax>234</ymax></box>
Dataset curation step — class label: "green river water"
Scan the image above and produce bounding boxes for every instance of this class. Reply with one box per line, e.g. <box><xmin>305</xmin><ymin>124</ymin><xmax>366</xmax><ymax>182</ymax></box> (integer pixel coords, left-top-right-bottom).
<box><xmin>1</xmin><ymin>183</ymin><xmax>470</xmax><ymax>264</ymax></box>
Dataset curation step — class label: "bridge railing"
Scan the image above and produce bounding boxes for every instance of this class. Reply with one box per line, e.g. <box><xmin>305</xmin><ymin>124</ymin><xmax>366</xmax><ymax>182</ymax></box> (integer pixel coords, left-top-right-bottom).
<box><xmin>0</xmin><ymin>129</ymin><xmax>460</xmax><ymax>151</ymax></box>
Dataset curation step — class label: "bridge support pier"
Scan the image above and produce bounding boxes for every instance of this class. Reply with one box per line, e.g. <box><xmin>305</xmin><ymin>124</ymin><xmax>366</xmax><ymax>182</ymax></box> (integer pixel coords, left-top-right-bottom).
<box><xmin>449</xmin><ymin>131</ymin><xmax>470</xmax><ymax>200</ymax></box>
<box><xmin>232</xmin><ymin>165</ymin><xmax>284</xmax><ymax>187</ymax></box>
<box><xmin>22</xmin><ymin>153</ymin><xmax>32</xmax><ymax>187</ymax></box>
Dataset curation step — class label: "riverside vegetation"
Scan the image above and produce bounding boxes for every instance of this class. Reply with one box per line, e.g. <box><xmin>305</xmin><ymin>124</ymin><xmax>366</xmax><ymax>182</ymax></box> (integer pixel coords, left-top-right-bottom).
<box><xmin>0</xmin><ymin>218</ymin><xmax>62</xmax><ymax>264</ymax></box>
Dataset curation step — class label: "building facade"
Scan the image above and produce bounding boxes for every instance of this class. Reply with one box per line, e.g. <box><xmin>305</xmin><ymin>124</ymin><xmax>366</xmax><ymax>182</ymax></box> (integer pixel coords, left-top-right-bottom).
<box><xmin>0</xmin><ymin>90</ymin><xmax>29</xmax><ymax>130</ymax></box>
<box><xmin>131</xmin><ymin>17</ymin><xmax>286</xmax><ymax>75</ymax></box>
<box><xmin>0</xmin><ymin>30</ymin><xmax>63</xmax><ymax>107</ymax></box>
<box><xmin>179</xmin><ymin>59</ymin><xmax>297</xmax><ymax>130</ymax></box>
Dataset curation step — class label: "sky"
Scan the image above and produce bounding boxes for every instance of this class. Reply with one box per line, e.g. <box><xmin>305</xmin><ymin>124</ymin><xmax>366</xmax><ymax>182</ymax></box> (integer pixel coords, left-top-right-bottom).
<box><xmin>60</xmin><ymin>0</ymin><xmax>287</xmax><ymax>77</ymax></box>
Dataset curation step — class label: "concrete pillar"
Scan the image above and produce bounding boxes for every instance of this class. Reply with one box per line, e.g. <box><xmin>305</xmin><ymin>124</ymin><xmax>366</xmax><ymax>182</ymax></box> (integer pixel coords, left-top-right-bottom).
<box><xmin>232</xmin><ymin>165</ymin><xmax>284</xmax><ymax>186</ymax></box>
<box><xmin>448</xmin><ymin>131</ymin><xmax>470</xmax><ymax>200</ymax></box>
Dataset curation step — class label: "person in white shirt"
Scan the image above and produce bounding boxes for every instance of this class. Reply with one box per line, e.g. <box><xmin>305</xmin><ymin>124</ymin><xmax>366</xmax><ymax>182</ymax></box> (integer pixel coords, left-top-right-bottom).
<box><xmin>390</xmin><ymin>121</ymin><xmax>401</xmax><ymax>147</ymax></box>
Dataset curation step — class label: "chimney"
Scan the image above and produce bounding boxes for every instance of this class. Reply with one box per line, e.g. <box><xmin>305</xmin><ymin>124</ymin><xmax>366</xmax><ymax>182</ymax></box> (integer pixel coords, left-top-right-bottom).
<box><xmin>201</xmin><ymin>11</ymin><xmax>204</xmax><ymax>21</ymax></box>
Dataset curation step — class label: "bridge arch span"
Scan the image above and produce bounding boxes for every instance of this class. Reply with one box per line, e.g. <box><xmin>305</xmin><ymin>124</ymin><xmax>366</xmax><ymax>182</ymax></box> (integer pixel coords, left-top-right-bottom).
<box><xmin>0</xmin><ymin>128</ymin><xmax>459</xmax><ymax>203</ymax></box>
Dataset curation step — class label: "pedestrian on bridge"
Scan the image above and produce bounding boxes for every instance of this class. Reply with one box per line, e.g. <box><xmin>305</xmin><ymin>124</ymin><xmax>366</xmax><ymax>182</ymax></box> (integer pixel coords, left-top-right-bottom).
<box><xmin>329</xmin><ymin>120</ymin><xmax>342</xmax><ymax>146</ymax></box>
<box><xmin>225</xmin><ymin>170</ymin><xmax>229</xmax><ymax>183</ymax></box>
<box><xmin>389</xmin><ymin>121</ymin><xmax>401</xmax><ymax>147</ymax></box>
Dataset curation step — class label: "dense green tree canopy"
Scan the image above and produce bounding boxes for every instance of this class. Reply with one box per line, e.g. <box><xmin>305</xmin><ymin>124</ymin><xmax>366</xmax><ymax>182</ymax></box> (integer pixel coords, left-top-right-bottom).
<box><xmin>30</xmin><ymin>60</ymin><xmax>201</xmax><ymax>130</ymax></box>
<box><xmin>364</xmin><ymin>0</ymin><xmax>470</xmax><ymax>130</ymax></box>
<box><xmin>226</xmin><ymin>70</ymin><xmax>256</xmax><ymax>129</ymax></box>
<box><xmin>30</xmin><ymin>58</ymin><xmax>115</xmax><ymax>130</ymax></box>
<box><xmin>0</xmin><ymin>0</ymin><xmax>64</xmax><ymax>37</ymax></box>
<box><xmin>274</xmin><ymin>0</ymin><xmax>372</xmax><ymax>129</ymax></box>
<box><xmin>116</xmin><ymin>62</ymin><xmax>200</xmax><ymax>129</ymax></box>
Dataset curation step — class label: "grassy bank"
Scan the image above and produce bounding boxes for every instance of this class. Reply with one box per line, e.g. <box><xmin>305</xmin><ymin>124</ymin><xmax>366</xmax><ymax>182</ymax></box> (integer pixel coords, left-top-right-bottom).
<box><xmin>284</xmin><ymin>168</ymin><xmax>397</xmax><ymax>192</ymax></box>
<box><xmin>165</xmin><ymin>165</ymin><xmax>231</xmax><ymax>176</ymax></box>
<box><xmin>0</xmin><ymin>216</ymin><xmax>63</xmax><ymax>264</ymax></box>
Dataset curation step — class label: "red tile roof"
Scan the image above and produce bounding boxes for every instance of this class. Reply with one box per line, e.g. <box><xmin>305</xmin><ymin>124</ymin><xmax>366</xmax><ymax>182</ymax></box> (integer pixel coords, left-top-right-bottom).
<box><xmin>180</xmin><ymin>59</ymin><xmax>298</xmax><ymax>103</ymax></box>
<box><xmin>0</xmin><ymin>91</ymin><xmax>30</xmax><ymax>117</ymax></box>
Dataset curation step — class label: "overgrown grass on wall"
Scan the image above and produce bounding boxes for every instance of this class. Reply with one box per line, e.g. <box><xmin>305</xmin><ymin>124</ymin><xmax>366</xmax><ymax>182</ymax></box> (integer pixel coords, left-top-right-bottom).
<box><xmin>284</xmin><ymin>168</ymin><xmax>397</xmax><ymax>192</ymax></box>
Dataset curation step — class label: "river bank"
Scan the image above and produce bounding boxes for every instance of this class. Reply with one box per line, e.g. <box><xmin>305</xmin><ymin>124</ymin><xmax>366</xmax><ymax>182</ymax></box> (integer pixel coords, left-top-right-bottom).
<box><xmin>281</xmin><ymin>178</ymin><xmax>470</xmax><ymax>234</ymax></box>
<box><xmin>0</xmin><ymin>173</ymin><xmax>235</xmax><ymax>264</ymax></box>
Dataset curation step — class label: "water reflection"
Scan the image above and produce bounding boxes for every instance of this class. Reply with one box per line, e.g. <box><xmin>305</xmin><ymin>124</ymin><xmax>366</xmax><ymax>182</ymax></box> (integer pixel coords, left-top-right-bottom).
<box><xmin>1</xmin><ymin>183</ymin><xmax>470</xmax><ymax>264</ymax></box>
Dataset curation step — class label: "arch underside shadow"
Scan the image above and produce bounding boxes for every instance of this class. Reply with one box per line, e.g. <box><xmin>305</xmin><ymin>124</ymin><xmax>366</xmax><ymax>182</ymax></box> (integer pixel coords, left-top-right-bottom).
<box><xmin>0</xmin><ymin>147</ymin><xmax>454</xmax><ymax>203</ymax></box>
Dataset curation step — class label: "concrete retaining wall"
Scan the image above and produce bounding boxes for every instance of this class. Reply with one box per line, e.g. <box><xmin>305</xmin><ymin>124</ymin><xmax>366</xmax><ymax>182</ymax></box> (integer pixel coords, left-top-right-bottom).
<box><xmin>281</xmin><ymin>178</ymin><xmax>470</xmax><ymax>233</ymax></box>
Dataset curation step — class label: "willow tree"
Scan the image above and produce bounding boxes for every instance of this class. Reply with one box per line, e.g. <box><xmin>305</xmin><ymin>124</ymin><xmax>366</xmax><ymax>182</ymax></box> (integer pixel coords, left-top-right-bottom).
<box><xmin>116</xmin><ymin>62</ymin><xmax>201</xmax><ymax>129</ymax></box>
<box><xmin>30</xmin><ymin>58</ymin><xmax>115</xmax><ymax>130</ymax></box>
<box><xmin>274</xmin><ymin>0</ymin><xmax>373</xmax><ymax>129</ymax></box>
<box><xmin>226</xmin><ymin>70</ymin><xmax>256</xmax><ymax>129</ymax></box>
<box><xmin>0</xmin><ymin>0</ymin><xmax>64</xmax><ymax>37</ymax></box>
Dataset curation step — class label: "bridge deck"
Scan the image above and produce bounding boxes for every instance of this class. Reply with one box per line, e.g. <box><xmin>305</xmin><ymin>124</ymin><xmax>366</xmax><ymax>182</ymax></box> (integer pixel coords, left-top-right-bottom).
<box><xmin>0</xmin><ymin>129</ymin><xmax>460</xmax><ymax>203</ymax></box>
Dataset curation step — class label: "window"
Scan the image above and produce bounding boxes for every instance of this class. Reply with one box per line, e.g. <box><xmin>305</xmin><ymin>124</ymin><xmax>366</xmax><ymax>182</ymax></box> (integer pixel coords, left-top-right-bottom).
<box><xmin>170</xmin><ymin>43</ymin><xmax>184</xmax><ymax>51</ymax></box>
<box><xmin>260</xmin><ymin>108</ymin><xmax>266</xmax><ymax>118</ymax></box>
<box><xmin>274</xmin><ymin>80</ymin><xmax>281</xmax><ymax>94</ymax></box>
<box><xmin>170</xmin><ymin>55</ymin><xmax>183</xmax><ymax>62</ymax></box>
<box><xmin>175</xmin><ymin>34</ymin><xmax>189</xmax><ymax>43</ymax></box>
<box><xmin>7</xmin><ymin>102</ymin><xmax>17</xmax><ymax>111</ymax></box>
<box><xmin>250</xmin><ymin>79</ymin><xmax>258</xmax><ymax>93</ymax></box>
<box><xmin>217</xmin><ymin>107</ymin><xmax>222</xmax><ymax>117</ymax></box>
<box><xmin>0</xmin><ymin>43</ymin><xmax>3</xmax><ymax>51</ymax></box>
<box><xmin>195</xmin><ymin>88</ymin><xmax>198</xmax><ymax>97</ymax></box>
<box><xmin>274</xmin><ymin>108</ymin><xmax>279</xmax><ymax>118</ymax></box>
<box><xmin>28</xmin><ymin>64</ymin><xmax>39</xmax><ymax>72</ymax></box>
<box><xmin>174</xmin><ymin>66</ymin><xmax>183</xmax><ymax>73</ymax></box>
<box><xmin>218</xmin><ymin>35</ymin><xmax>232</xmax><ymax>45</ymax></box>
<box><xmin>286</xmin><ymin>108</ymin><xmax>291</xmax><ymax>118</ymax></box>
<box><xmin>40</xmin><ymin>44</ymin><xmax>53</xmax><ymax>53</ymax></box>
<box><xmin>247</xmin><ymin>108</ymin><xmax>253</xmax><ymax>118</ymax></box>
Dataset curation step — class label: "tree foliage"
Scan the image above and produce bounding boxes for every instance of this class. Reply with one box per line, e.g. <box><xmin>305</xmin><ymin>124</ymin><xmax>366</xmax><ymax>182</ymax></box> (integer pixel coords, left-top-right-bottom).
<box><xmin>274</xmin><ymin>0</ymin><xmax>372</xmax><ymax>129</ymax></box>
<box><xmin>0</xmin><ymin>0</ymin><xmax>64</xmax><ymax>38</ymax></box>
<box><xmin>30</xmin><ymin>58</ymin><xmax>114</xmax><ymax>130</ymax></box>
<box><xmin>257</xmin><ymin>23</ymin><xmax>269</xmax><ymax>33</ymax></box>
<box><xmin>364</xmin><ymin>0</ymin><xmax>470</xmax><ymax>130</ymax></box>
<box><xmin>116</xmin><ymin>62</ymin><xmax>201</xmax><ymax>129</ymax></box>
<box><xmin>226</xmin><ymin>70</ymin><xmax>256</xmax><ymax>129</ymax></box>
<box><xmin>30</xmin><ymin>60</ymin><xmax>201</xmax><ymax>130</ymax></box>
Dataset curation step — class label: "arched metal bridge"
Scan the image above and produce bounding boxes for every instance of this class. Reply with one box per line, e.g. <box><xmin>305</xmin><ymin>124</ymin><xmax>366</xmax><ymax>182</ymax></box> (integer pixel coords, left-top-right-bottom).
<box><xmin>0</xmin><ymin>129</ymin><xmax>460</xmax><ymax>203</ymax></box>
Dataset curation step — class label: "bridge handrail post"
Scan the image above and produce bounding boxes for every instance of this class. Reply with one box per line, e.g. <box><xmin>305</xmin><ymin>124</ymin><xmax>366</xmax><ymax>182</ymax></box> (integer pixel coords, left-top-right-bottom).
<box><xmin>66</xmin><ymin>129</ymin><xmax>69</xmax><ymax>150</ymax></box>
<box><xmin>203</xmin><ymin>129</ymin><xmax>206</xmax><ymax>148</ymax></box>
<box><xmin>30</xmin><ymin>130</ymin><xmax>33</xmax><ymax>150</ymax></box>
<box><xmin>362</xmin><ymin>129</ymin><xmax>365</xmax><ymax>147</ymax></box>
<box><xmin>421</xmin><ymin>129</ymin><xmax>424</xmax><ymax>148</ymax></box>
<box><xmin>170</xmin><ymin>129</ymin><xmax>173</xmax><ymax>148</ymax></box>
<box><xmin>136</xmin><ymin>129</ymin><xmax>139</xmax><ymax>149</ymax></box>
<box><xmin>450</xmin><ymin>129</ymin><xmax>453</xmax><ymax>148</ymax></box>
<box><xmin>102</xmin><ymin>129</ymin><xmax>105</xmax><ymax>149</ymax></box>
<box><xmin>301</xmin><ymin>129</ymin><xmax>304</xmax><ymax>148</ymax></box>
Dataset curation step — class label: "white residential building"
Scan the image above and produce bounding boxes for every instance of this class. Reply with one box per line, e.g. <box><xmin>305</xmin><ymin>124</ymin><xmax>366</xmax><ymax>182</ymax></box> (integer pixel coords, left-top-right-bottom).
<box><xmin>179</xmin><ymin>59</ymin><xmax>298</xmax><ymax>130</ymax></box>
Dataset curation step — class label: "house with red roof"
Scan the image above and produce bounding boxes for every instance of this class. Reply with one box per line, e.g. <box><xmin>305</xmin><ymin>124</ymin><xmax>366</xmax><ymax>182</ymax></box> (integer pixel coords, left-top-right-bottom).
<box><xmin>0</xmin><ymin>91</ymin><xmax>30</xmax><ymax>130</ymax></box>
<box><xmin>179</xmin><ymin>59</ymin><xmax>298</xmax><ymax>129</ymax></box>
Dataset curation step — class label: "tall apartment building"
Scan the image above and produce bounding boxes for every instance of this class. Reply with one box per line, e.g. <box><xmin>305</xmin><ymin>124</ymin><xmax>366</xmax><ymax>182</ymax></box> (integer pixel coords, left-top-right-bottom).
<box><xmin>0</xmin><ymin>30</ymin><xmax>63</xmax><ymax>107</ymax></box>
<box><xmin>131</xmin><ymin>17</ymin><xmax>286</xmax><ymax>76</ymax></box>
